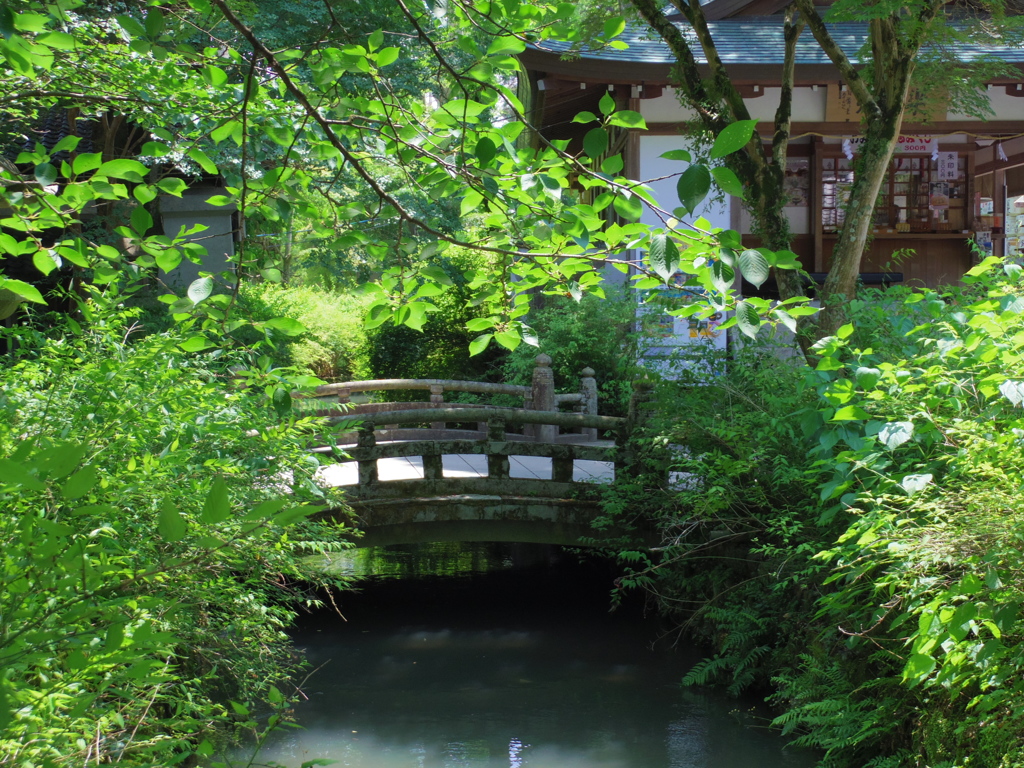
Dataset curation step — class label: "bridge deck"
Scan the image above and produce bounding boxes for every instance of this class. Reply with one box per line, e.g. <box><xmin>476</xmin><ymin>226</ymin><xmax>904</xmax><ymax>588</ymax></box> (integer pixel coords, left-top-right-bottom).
<box><xmin>317</xmin><ymin>447</ymin><xmax>615</xmax><ymax>487</ymax></box>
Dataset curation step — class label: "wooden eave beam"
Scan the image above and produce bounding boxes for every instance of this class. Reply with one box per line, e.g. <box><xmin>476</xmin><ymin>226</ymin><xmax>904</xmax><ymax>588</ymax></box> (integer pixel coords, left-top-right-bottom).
<box><xmin>521</xmin><ymin>49</ymin><xmax>1024</xmax><ymax>88</ymax></box>
<box><xmin>700</xmin><ymin>0</ymin><xmax>762</xmax><ymax>19</ymax></box>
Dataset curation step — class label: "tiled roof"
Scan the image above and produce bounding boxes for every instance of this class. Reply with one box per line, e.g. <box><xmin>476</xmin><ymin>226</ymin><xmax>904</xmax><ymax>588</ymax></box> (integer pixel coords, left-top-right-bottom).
<box><xmin>2</xmin><ymin>107</ymin><xmax>98</xmax><ymax>162</ymax></box>
<box><xmin>536</xmin><ymin>16</ymin><xmax>1024</xmax><ymax>66</ymax></box>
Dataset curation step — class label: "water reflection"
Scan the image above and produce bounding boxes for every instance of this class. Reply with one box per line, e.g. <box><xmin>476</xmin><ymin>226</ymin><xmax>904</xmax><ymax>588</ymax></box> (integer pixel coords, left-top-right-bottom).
<box><xmin>250</xmin><ymin>545</ymin><xmax>813</xmax><ymax>768</ymax></box>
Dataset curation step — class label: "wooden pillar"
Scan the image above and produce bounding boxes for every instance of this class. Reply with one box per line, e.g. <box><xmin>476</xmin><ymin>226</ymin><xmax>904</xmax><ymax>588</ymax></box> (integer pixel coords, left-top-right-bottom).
<box><xmin>529</xmin><ymin>353</ymin><xmax>556</xmax><ymax>443</ymax></box>
<box><xmin>486</xmin><ymin>418</ymin><xmax>510</xmax><ymax>479</ymax></box>
<box><xmin>356</xmin><ymin>422</ymin><xmax>377</xmax><ymax>486</ymax></box>
<box><xmin>580</xmin><ymin>366</ymin><xmax>598</xmax><ymax>441</ymax></box>
<box><xmin>429</xmin><ymin>384</ymin><xmax>445</xmax><ymax>431</ymax></box>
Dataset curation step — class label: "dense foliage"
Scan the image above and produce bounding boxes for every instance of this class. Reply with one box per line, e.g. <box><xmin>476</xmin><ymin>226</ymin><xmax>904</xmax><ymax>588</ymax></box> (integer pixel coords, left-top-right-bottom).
<box><xmin>0</xmin><ymin>307</ymin><xmax>354</xmax><ymax>765</ymax></box>
<box><xmin>600</xmin><ymin>257</ymin><xmax>1024</xmax><ymax>767</ymax></box>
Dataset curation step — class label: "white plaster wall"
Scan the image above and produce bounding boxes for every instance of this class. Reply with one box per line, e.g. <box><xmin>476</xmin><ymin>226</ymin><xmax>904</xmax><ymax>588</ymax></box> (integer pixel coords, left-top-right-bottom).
<box><xmin>738</xmin><ymin>204</ymin><xmax>809</xmax><ymax>235</ymax></box>
<box><xmin>949</xmin><ymin>88</ymin><xmax>1024</xmax><ymax>121</ymax></box>
<box><xmin>640</xmin><ymin>89</ymin><xmax>699</xmax><ymax>122</ymax></box>
<box><xmin>743</xmin><ymin>86</ymin><xmax>828</xmax><ymax>122</ymax></box>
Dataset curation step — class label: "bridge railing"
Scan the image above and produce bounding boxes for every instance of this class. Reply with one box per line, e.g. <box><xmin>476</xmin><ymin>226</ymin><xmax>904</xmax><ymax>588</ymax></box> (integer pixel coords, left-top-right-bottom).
<box><xmin>320</xmin><ymin>406</ymin><xmax>628</xmax><ymax>499</ymax></box>
<box><xmin>299</xmin><ymin>354</ymin><xmax>602</xmax><ymax>443</ymax></box>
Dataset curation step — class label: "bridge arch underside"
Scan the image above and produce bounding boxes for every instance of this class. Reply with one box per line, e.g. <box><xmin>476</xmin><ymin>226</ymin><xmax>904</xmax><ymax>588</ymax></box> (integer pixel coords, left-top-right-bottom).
<box><xmin>321</xmin><ymin>495</ymin><xmax>635</xmax><ymax>549</ymax></box>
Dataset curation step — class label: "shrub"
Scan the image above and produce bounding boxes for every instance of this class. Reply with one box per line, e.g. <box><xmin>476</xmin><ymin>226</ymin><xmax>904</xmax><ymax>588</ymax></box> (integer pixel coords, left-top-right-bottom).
<box><xmin>237</xmin><ymin>282</ymin><xmax>373</xmax><ymax>381</ymax></box>
<box><xmin>500</xmin><ymin>290</ymin><xmax>640</xmax><ymax>417</ymax></box>
<box><xmin>0</xmin><ymin>310</ymin><xmax>353</xmax><ymax>765</ymax></box>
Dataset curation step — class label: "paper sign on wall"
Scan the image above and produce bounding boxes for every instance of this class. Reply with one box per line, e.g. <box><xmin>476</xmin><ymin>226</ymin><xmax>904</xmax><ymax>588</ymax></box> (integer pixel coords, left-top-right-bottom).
<box><xmin>937</xmin><ymin>151</ymin><xmax>959</xmax><ymax>180</ymax></box>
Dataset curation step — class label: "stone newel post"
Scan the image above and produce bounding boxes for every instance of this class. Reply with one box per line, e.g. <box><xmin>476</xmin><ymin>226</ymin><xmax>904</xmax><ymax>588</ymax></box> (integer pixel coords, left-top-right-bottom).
<box><xmin>580</xmin><ymin>367</ymin><xmax>598</xmax><ymax>441</ymax></box>
<box><xmin>529</xmin><ymin>353</ymin><xmax>556</xmax><ymax>443</ymax></box>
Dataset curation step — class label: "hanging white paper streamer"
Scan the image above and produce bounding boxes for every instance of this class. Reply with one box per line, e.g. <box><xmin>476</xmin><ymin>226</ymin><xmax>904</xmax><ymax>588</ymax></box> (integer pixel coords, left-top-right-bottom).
<box><xmin>998</xmin><ymin>142</ymin><xmax>1009</xmax><ymax>162</ymax></box>
<box><xmin>931</xmin><ymin>145</ymin><xmax>940</xmax><ymax>162</ymax></box>
<box><xmin>842</xmin><ymin>139</ymin><xmax>854</xmax><ymax>160</ymax></box>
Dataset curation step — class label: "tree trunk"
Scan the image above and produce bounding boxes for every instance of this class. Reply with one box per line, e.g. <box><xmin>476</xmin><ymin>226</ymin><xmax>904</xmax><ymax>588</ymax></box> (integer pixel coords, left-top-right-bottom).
<box><xmin>816</xmin><ymin>108</ymin><xmax>906</xmax><ymax>338</ymax></box>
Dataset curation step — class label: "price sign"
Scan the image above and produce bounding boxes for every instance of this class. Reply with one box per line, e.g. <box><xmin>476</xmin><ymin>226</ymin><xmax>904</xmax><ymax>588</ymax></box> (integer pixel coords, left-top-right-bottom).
<box><xmin>938</xmin><ymin>151</ymin><xmax>959</xmax><ymax>181</ymax></box>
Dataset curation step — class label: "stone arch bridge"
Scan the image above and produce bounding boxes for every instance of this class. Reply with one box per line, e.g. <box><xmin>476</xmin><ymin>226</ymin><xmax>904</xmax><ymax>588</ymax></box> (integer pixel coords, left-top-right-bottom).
<box><xmin>301</xmin><ymin>355</ymin><xmax>659</xmax><ymax>548</ymax></box>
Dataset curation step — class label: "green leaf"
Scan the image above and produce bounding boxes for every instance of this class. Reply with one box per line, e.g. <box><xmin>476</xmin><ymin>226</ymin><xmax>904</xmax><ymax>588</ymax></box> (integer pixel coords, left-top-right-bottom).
<box><xmin>134</xmin><ymin>184</ymin><xmax>157</xmax><ymax>205</ymax></box>
<box><xmin>903</xmin><ymin>653</ymin><xmax>936</xmax><ymax>683</ymax></box>
<box><xmin>831</xmin><ymin>405</ymin><xmax>870</xmax><ymax>421</ymax></box>
<box><xmin>710</xmin><ymin>119</ymin><xmax>758</xmax><ymax>160</ymax></box>
<box><xmin>676</xmin><ymin>165</ymin><xmax>711</xmax><ymax>214</ymax></box>
<box><xmin>475</xmin><ymin>137</ymin><xmax>496</xmax><ymax>166</ymax></box>
<box><xmin>901</xmin><ymin>473</ymin><xmax>933</xmax><ymax>496</ymax></box>
<box><xmin>660</xmin><ymin>149</ymin><xmax>692</xmax><ymax>162</ymax></box>
<box><xmin>144</xmin><ymin>8</ymin><xmax>165</xmax><ymax>37</ymax></box>
<box><xmin>466</xmin><ymin>317</ymin><xmax>496</xmax><ymax>331</ymax></box>
<box><xmin>607</xmin><ymin>110</ymin><xmax>646</xmax><ymax>129</ymax></box>
<box><xmin>469</xmin><ymin>333</ymin><xmax>493</xmax><ymax>356</ymax></box>
<box><xmin>711</xmin><ymin>166</ymin><xmax>745</xmax><ymax>198</ymax></box>
<box><xmin>0</xmin><ymin>279</ymin><xmax>45</xmax><ymax>304</ymax></box>
<box><xmin>61</xmin><ymin>465</ymin><xmax>98</xmax><ymax>500</ymax></box>
<box><xmin>179</xmin><ymin>335</ymin><xmax>213</xmax><ymax>352</ymax></box>
<box><xmin>0</xmin><ymin>7</ymin><xmax>16</xmax><ymax>38</ymax></box>
<box><xmin>572</xmin><ymin>111</ymin><xmax>598</xmax><ymax>124</ymax></box>
<box><xmin>601</xmin><ymin>154</ymin><xmax>623</xmax><ymax>175</ymax></box>
<box><xmin>486</xmin><ymin>36</ymin><xmax>524</xmax><ymax>55</ymax></box>
<box><xmin>158</xmin><ymin>500</ymin><xmax>187</xmax><ymax>541</ymax></box>
<box><xmin>855</xmin><ymin>366</ymin><xmax>881</xmax><ymax>389</ymax></box>
<box><xmin>738</xmin><ymin>249</ymin><xmax>770</xmax><ymax>288</ymax></box>
<box><xmin>368</xmin><ymin>28</ymin><xmax>384</xmax><ymax>51</ymax></box>
<box><xmin>648</xmin><ymin>234</ymin><xmax>679</xmax><ymax>281</ymax></box>
<box><xmin>583</xmin><ymin>127</ymin><xmax>608</xmax><ymax>158</ymax></box>
<box><xmin>0</xmin><ymin>459</ymin><xmax>44</xmax><ymax>490</ymax></box>
<box><xmin>187</xmin><ymin>277</ymin><xmax>214</xmax><ymax>304</ymax></box>
<box><xmin>879</xmin><ymin>421</ymin><xmax>914</xmax><ymax>450</ymax></box>
<box><xmin>156</xmin><ymin>177</ymin><xmax>187</xmax><ymax>196</ymax></box>
<box><xmin>264</xmin><ymin>317</ymin><xmax>306</xmax><ymax>336</ymax></box>
<box><xmin>376</xmin><ymin>47</ymin><xmax>400</xmax><ymax>67</ymax></box>
<box><xmin>202</xmin><ymin>64</ymin><xmax>227</xmax><ymax>86</ymax></box>
<box><xmin>599</xmin><ymin>92</ymin><xmax>615</xmax><ymax>116</ymax></box>
<box><xmin>36</xmin><ymin>31</ymin><xmax>76</xmax><ymax>50</ymax></box>
<box><xmin>97</xmin><ymin>158</ymin><xmax>148</xmax><ymax>182</ymax></box>
<box><xmin>131</xmin><ymin>205</ymin><xmax>153</xmax><ymax>236</ymax></box>
<box><xmin>201</xmin><ymin>477</ymin><xmax>231</xmax><ymax>524</ymax></box>
<box><xmin>603</xmin><ymin>17</ymin><xmax>626</xmax><ymax>38</ymax></box>
<box><xmin>186</xmin><ymin>148</ymin><xmax>218</xmax><ymax>175</ymax></box>
<box><xmin>735</xmin><ymin>300</ymin><xmax>760</xmax><ymax>338</ymax></box>
<box><xmin>34</xmin><ymin>162</ymin><xmax>57</xmax><ymax>185</ymax></box>
<box><xmin>494</xmin><ymin>330</ymin><xmax>521</xmax><ymax>351</ymax></box>
<box><xmin>272</xmin><ymin>387</ymin><xmax>292</xmax><ymax>417</ymax></box>
<box><xmin>32</xmin><ymin>249</ymin><xmax>58</xmax><ymax>276</ymax></box>
<box><xmin>613</xmin><ymin>194</ymin><xmax>643</xmax><ymax>221</ymax></box>
<box><xmin>72</xmin><ymin>153</ymin><xmax>102</xmax><ymax>175</ymax></box>
<box><xmin>155</xmin><ymin>249</ymin><xmax>182</xmax><ymax>273</ymax></box>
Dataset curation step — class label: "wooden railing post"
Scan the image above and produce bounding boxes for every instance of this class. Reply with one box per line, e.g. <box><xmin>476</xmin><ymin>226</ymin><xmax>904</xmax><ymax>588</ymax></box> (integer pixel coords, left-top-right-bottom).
<box><xmin>528</xmin><ymin>353</ymin><xmax>556</xmax><ymax>443</ymax></box>
<box><xmin>429</xmin><ymin>384</ymin><xmax>445</xmax><ymax>431</ymax></box>
<box><xmin>486</xmin><ymin>418</ymin><xmax>510</xmax><ymax>479</ymax></box>
<box><xmin>580</xmin><ymin>366</ymin><xmax>598</xmax><ymax>441</ymax></box>
<box><xmin>357</xmin><ymin>422</ymin><xmax>378</xmax><ymax>486</ymax></box>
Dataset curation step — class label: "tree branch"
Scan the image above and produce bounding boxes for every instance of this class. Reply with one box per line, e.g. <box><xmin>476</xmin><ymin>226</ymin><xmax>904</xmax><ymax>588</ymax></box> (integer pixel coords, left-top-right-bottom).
<box><xmin>794</xmin><ymin>0</ymin><xmax>878</xmax><ymax>117</ymax></box>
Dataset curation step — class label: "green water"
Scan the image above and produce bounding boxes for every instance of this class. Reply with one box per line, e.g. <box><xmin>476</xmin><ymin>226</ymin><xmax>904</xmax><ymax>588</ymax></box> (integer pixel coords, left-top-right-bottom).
<box><xmin>251</xmin><ymin>544</ymin><xmax>815</xmax><ymax>768</ymax></box>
